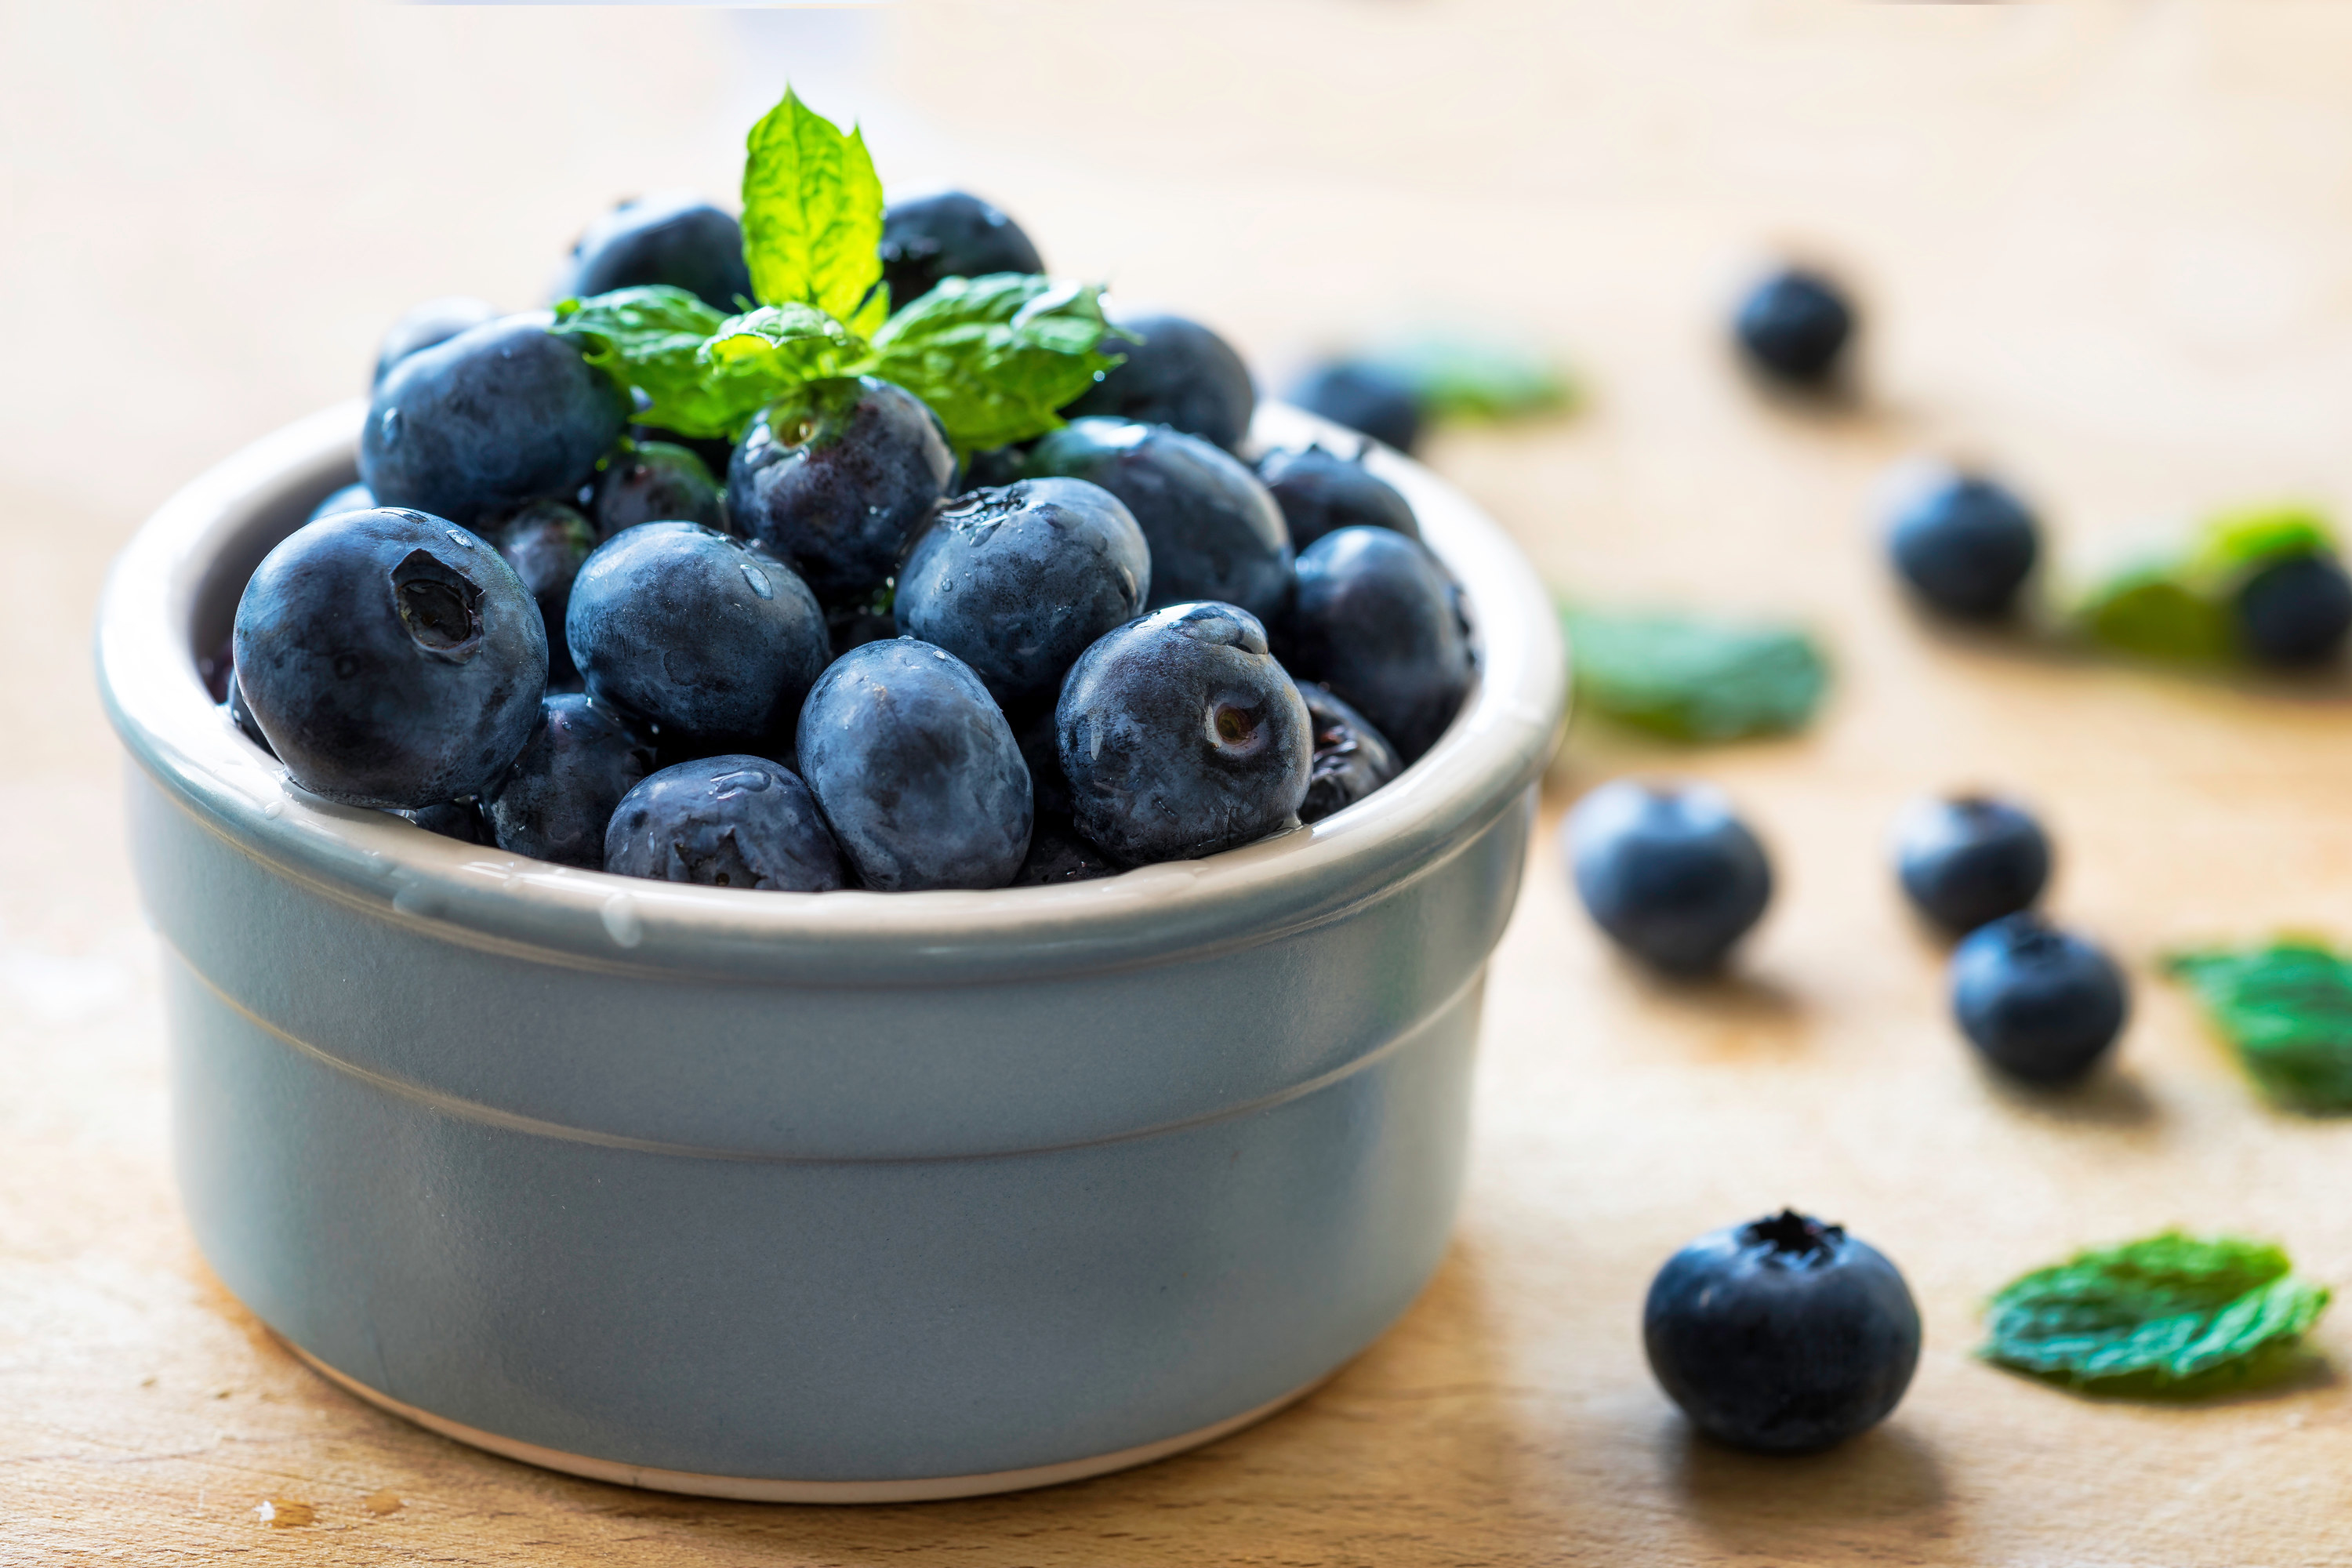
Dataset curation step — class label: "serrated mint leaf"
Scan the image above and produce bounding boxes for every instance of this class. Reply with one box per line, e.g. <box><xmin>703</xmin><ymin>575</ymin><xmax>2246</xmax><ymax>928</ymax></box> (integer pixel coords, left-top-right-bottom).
<box><xmin>1981</xmin><ymin>1231</ymin><xmax>2330</xmax><ymax>1396</ymax></box>
<box><xmin>2166</xmin><ymin>942</ymin><xmax>2352</xmax><ymax>1112</ymax></box>
<box><xmin>551</xmin><ymin>286</ymin><xmax>753</xmax><ymax>441</ymax></box>
<box><xmin>2075</xmin><ymin>505</ymin><xmax>2338</xmax><ymax>662</ymax></box>
<box><xmin>742</xmin><ymin>88</ymin><xmax>887</xmax><ymax>328</ymax></box>
<box><xmin>866</xmin><ymin>274</ymin><xmax>1122</xmax><ymax>452</ymax></box>
<box><xmin>1561</xmin><ymin>607</ymin><xmax>1828</xmax><ymax>742</ymax></box>
<box><xmin>1360</xmin><ymin>335</ymin><xmax>1573</xmax><ymax>422</ymax></box>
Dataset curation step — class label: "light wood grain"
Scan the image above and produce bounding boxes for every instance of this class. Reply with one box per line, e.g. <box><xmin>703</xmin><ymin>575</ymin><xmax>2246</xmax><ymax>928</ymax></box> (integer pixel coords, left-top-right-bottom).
<box><xmin>11</xmin><ymin>2</ymin><xmax>2352</xmax><ymax>1563</ymax></box>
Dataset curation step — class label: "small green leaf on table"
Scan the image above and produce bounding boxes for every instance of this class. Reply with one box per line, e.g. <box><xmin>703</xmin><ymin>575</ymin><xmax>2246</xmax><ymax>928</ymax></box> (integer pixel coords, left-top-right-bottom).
<box><xmin>2165</xmin><ymin>941</ymin><xmax>2352</xmax><ymax>1112</ymax></box>
<box><xmin>2075</xmin><ymin>505</ymin><xmax>2339</xmax><ymax>662</ymax></box>
<box><xmin>1562</xmin><ymin>607</ymin><xmax>1829</xmax><ymax>742</ymax></box>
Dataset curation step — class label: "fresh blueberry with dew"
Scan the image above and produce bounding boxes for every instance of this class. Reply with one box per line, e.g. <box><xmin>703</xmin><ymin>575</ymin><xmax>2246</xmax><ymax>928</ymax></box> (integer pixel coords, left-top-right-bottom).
<box><xmin>1951</xmin><ymin>913</ymin><xmax>2129</xmax><ymax>1083</ymax></box>
<box><xmin>728</xmin><ymin>376</ymin><xmax>956</xmax><ymax>606</ymax></box>
<box><xmin>1282</xmin><ymin>359</ymin><xmax>1424</xmax><ymax>454</ymax></box>
<box><xmin>392</xmin><ymin>799</ymin><xmax>495</xmax><ymax>846</ymax></box>
<box><xmin>233</xmin><ymin>508</ymin><xmax>548</xmax><ymax>808</ymax></box>
<box><xmin>1023</xmin><ymin>418</ymin><xmax>1294</xmax><ymax>625</ymax></box>
<box><xmin>564</xmin><ymin>521</ymin><xmax>829</xmax><ymax>753</ymax></box>
<box><xmin>1064</xmin><ymin>307</ymin><xmax>1257</xmax><ymax>453</ymax></box>
<box><xmin>557</xmin><ymin>192</ymin><xmax>753</xmax><ymax>314</ymax></box>
<box><xmin>1886</xmin><ymin>467</ymin><xmax>2042</xmax><ymax>621</ymax></box>
<box><xmin>223</xmin><ymin>669</ymin><xmax>274</xmax><ymax>756</ymax></box>
<box><xmin>604</xmin><ymin>754</ymin><xmax>846</xmax><ymax>892</ymax></box>
<box><xmin>485</xmin><ymin>694</ymin><xmax>655</xmax><ymax>869</ymax></box>
<box><xmin>796</xmin><ymin>639</ymin><xmax>1033</xmax><ymax>891</ymax></box>
<box><xmin>590</xmin><ymin>441</ymin><xmax>725</xmax><ymax>540</ymax></box>
<box><xmin>1567</xmin><ymin>779</ymin><xmax>1772</xmax><ymax>973</ymax></box>
<box><xmin>1644</xmin><ymin>1210</ymin><xmax>1922</xmax><ymax>1454</ymax></box>
<box><xmin>1256</xmin><ymin>445</ymin><xmax>1421</xmax><ymax>551</ymax></box>
<box><xmin>2236</xmin><ymin>552</ymin><xmax>2352</xmax><ymax>668</ymax></box>
<box><xmin>478</xmin><ymin>498</ymin><xmax>597</xmax><ymax>684</ymax></box>
<box><xmin>361</xmin><ymin>314</ymin><xmax>629</xmax><ymax>529</ymax></box>
<box><xmin>1893</xmin><ymin>793</ymin><xmax>2052</xmax><ymax>936</ymax></box>
<box><xmin>1734</xmin><ymin>266</ymin><xmax>1856</xmax><ymax>387</ymax></box>
<box><xmin>307</xmin><ymin>482</ymin><xmax>376</xmax><ymax>524</ymax></box>
<box><xmin>1287</xmin><ymin>525</ymin><xmax>1472</xmax><ymax>763</ymax></box>
<box><xmin>372</xmin><ymin>296</ymin><xmax>498</xmax><ymax>389</ymax></box>
<box><xmin>1296</xmin><ymin>681</ymin><xmax>1401</xmax><ymax>825</ymax></box>
<box><xmin>893</xmin><ymin>478</ymin><xmax>1151</xmax><ymax>710</ymax></box>
<box><xmin>878</xmin><ymin>190</ymin><xmax>1044</xmax><ymax>309</ymax></box>
<box><xmin>1057</xmin><ymin>602</ymin><xmax>1312</xmax><ymax>866</ymax></box>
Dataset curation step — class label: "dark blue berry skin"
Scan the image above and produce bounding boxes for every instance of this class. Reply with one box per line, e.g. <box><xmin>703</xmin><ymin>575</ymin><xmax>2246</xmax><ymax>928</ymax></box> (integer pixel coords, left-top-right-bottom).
<box><xmin>1022</xmin><ymin>418</ymin><xmax>1293</xmax><ymax>625</ymax></box>
<box><xmin>1297</xmin><ymin>681</ymin><xmax>1401</xmax><ymax>825</ymax></box>
<box><xmin>796</xmin><ymin>640</ymin><xmax>1033</xmax><ymax>891</ymax></box>
<box><xmin>233</xmin><ymin>509</ymin><xmax>548</xmax><ymax>808</ymax></box>
<box><xmin>728</xmin><ymin>376</ymin><xmax>956</xmax><ymax>605</ymax></box>
<box><xmin>1287</xmin><ymin>526</ymin><xmax>1473</xmax><ymax>764</ymax></box>
<box><xmin>224</xmin><ymin>670</ymin><xmax>274</xmax><ymax>755</ymax></box>
<box><xmin>1057</xmin><ymin>603</ymin><xmax>1311</xmax><ymax>866</ymax></box>
<box><xmin>1567</xmin><ymin>779</ymin><xmax>1772</xmax><ymax>973</ymax></box>
<box><xmin>485</xmin><ymin>694</ymin><xmax>655</xmax><ymax>869</ymax></box>
<box><xmin>893</xmin><ymin>478</ymin><xmax>1151</xmax><ymax>710</ymax></box>
<box><xmin>878</xmin><ymin>191</ymin><xmax>1044</xmax><ymax>310</ymax></box>
<box><xmin>961</xmin><ymin>443</ymin><xmax>1034</xmax><ymax>492</ymax></box>
<box><xmin>1281</xmin><ymin>361</ymin><xmax>1423</xmax><ymax>454</ymax></box>
<box><xmin>361</xmin><ymin>315</ymin><xmax>629</xmax><ymax>529</ymax></box>
<box><xmin>1010</xmin><ymin>815</ymin><xmax>1119</xmax><ymax>887</ymax></box>
<box><xmin>2236</xmin><ymin>553</ymin><xmax>2352</xmax><ymax>667</ymax></box>
<box><xmin>558</xmin><ymin>193</ymin><xmax>753</xmax><ymax>314</ymax></box>
<box><xmin>1256</xmin><ymin>445</ymin><xmax>1421</xmax><ymax>551</ymax></box>
<box><xmin>589</xmin><ymin>441</ymin><xmax>725</xmax><ymax>539</ymax></box>
<box><xmin>372</xmin><ymin>296</ymin><xmax>498</xmax><ymax>389</ymax></box>
<box><xmin>1735</xmin><ymin>267</ymin><xmax>1855</xmax><ymax>386</ymax></box>
<box><xmin>1065</xmin><ymin>310</ymin><xmax>1257</xmax><ymax>453</ymax></box>
<box><xmin>1887</xmin><ymin>471</ymin><xmax>2041</xmax><ymax>620</ymax></box>
<box><xmin>1644</xmin><ymin>1211</ymin><xmax>1922</xmax><ymax>1454</ymax></box>
<box><xmin>604</xmin><ymin>754</ymin><xmax>847</xmax><ymax>892</ymax></box>
<box><xmin>308</xmin><ymin>482</ymin><xmax>376</xmax><ymax>524</ymax></box>
<box><xmin>394</xmin><ymin>799</ymin><xmax>495</xmax><ymax>846</ymax></box>
<box><xmin>1951</xmin><ymin>913</ymin><xmax>2128</xmax><ymax>1083</ymax></box>
<box><xmin>1894</xmin><ymin>793</ymin><xmax>2051</xmax><ymax>936</ymax></box>
<box><xmin>480</xmin><ymin>498</ymin><xmax>597</xmax><ymax>684</ymax></box>
<box><xmin>564</xmin><ymin>521</ymin><xmax>829</xmax><ymax>752</ymax></box>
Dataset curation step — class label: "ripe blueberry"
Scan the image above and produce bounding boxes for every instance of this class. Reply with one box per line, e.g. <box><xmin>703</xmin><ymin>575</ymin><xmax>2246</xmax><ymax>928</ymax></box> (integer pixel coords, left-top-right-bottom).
<box><xmin>1734</xmin><ymin>267</ymin><xmax>1855</xmax><ymax>387</ymax></box>
<box><xmin>1886</xmin><ymin>468</ymin><xmax>2041</xmax><ymax>620</ymax></box>
<box><xmin>479</xmin><ymin>497</ymin><xmax>597</xmax><ymax>684</ymax></box>
<box><xmin>590</xmin><ymin>441</ymin><xmax>726</xmax><ymax>539</ymax></box>
<box><xmin>1065</xmin><ymin>307</ymin><xmax>1257</xmax><ymax>453</ymax></box>
<box><xmin>558</xmin><ymin>192</ymin><xmax>753</xmax><ymax>314</ymax></box>
<box><xmin>1567</xmin><ymin>779</ymin><xmax>1771</xmax><ymax>972</ymax></box>
<box><xmin>372</xmin><ymin>296</ymin><xmax>497</xmax><ymax>390</ymax></box>
<box><xmin>307</xmin><ymin>482</ymin><xmax>376</xmax><ymax>524</ymax></box>
<box><xmin>1256</xmin><ymin>445</ymin><xmax>1421</xmax><ymax>552</ymax></box>
<box><xmin>878</xmin><ymin>191</ymin><xmax>1044</xmax><ymax>309</ymax></box>
<box><xmin>393</xmin><ymin>800</ymin><xmax>495</xmax><ymax>846</ymax></box>
<box><xmin>485</xmin><ymin>694</ymin><xmax>655</xmax><ymax>869</ymax></box>
<box><xmin>1296</xmin><ymin>681</ymin><xmax>1400</xmax><ymax>824</ymax></box>
<box><xmin>1282</xmin><ymin>360</ymin><xmax>1423</xmax><ymax>454</ymax></box>
<box><xmin>604</xmin><ymin>754</ymin><xmax>846</xmax><ymax>891</ymax></box>
<box><xmin>1287</xmin><ymin>525</ymin><xmax>1472</xmax><ymax>763</ymax></box>
<box><xmin>1951</xmin><ymin>913</ymin><xmax>2128</xmax><ymax>1083</ymax></box>
<box><xmin>1893</xmin><ymin>793</ymin><xmax>2051</xmax><ymax>935</ymax></box>
<box><xmin>2236</xmin><ymin>553</ymin><xmax>2352</xmax><ymax>668</ymax></box>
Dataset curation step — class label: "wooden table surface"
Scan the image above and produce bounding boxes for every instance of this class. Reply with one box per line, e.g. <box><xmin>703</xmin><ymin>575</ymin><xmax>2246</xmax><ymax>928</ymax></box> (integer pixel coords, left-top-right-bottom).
<box><xmin>13</xmin><ymin>2</ymin><xmax>2352</xmax><ymax>1563</ymax></box>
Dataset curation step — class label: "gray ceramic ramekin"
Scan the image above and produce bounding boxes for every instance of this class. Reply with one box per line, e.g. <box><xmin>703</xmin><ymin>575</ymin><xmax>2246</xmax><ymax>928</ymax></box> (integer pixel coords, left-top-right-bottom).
<box><xmin>96</xmin><ymin>400</ymin><xmax>1566</xmax><ymax>1502</ymax></box>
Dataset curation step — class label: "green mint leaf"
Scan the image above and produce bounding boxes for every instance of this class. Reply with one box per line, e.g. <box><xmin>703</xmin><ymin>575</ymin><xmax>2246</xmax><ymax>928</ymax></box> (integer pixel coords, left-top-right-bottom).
<box><xmin>2166</xmin><ymin>942</ymin><xmax>2352</xmax><ymax>1112</ymax></box>
<box><xmin>1981</xmin><ymin>1231</ymin><xmax>2331</xmax><ymax>1396</ymax></box>
<box><xmin>741</xmin><ymin>88</ymin><xmax>887</xmax><ymax>328</ymax></box>
<box><xmin>550</xmin><ymin>286</ymin><xmax>754</xmax><ymax>441</ymax></box>
<box><xmin>1560</xmin><ymin>607</ymin><xmax>1828</xmax><ymax>742</ymax></box>
<box><xmin>2186</xmin><ymin>504</ymin><xmax>2336</xmax><ymax>582</ymax></box>
<box><xmin>1359</xmin><ymin>335</ymin><xmax>1573</xmax><ymax>422</ymax></box>
<box><xmin>2074</xmin><ymin>505</ymin><xmax>2338</xmax><ymax>662</ymax></box>
<box><xmin>866</xmin><ymin>274</ymin><xmax>1122</xmax><ymax>451</ymax></box>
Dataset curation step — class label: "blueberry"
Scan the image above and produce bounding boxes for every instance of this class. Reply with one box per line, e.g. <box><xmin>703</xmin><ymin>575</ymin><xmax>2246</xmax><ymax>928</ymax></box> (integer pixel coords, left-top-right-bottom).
<box><xmin>233</xmin><ymin>508</ymin><xmax>547</xmax><ymax>808</ymax></box>
<box><xmin>1013</xmin><ymin>702</ymin><xmax>1074</xmax><ymax>822</ymax></box>
<box><xmin>1057</xmin><ymin>603</ymin><xmax>1310</xmax><ymax>866</ymax></box>
<box><xmin>1022</xmin><ymin>418</ymin><xmax>1293</xmax><ymax>625</ymax></box>
<box><xmin>392</xmin><ymin>799</ymin><xmax>495</xmax><ymax>846</ymax></box>
<box><xmin>1286</xmin><ymin>526</ymin><xmax>1472</xmax><ymax>763</ymax></box>
<box><xmin>1893</xmin><ymin>793</ymin><xmax>2052</xmax><ymax>935</ymax></box>
<box><xmin>1567</xmin><ymin>779</ymin><xmax>1772</xmax><ymax>972</ymax></box>
<box><xmin>1886</xmin><ymin>469</ymin><xmax>2041</xmax><ymax>620</ymax></box>
<box><xmin>1281</xmin><ymin>360</ymin><xmax>1423</xmax><ymax>454</ymax></box>
<box><xmin>2236</xmin><ymin>553</ymin><xmax>2352</xmax><ymax>667</ymax></box>
<box><xmin>479</xmin><ymin>498</ymin><xmax>597</xmax><ymax>684</ymax></box>
<box><xmin>1734</xmin><ymin>267</ymin><xmax>1855</xmax><ymax>387</ymax></box>
<box><xmin>590</xmin><ymin>441</ymin><xmax>725</xmax><ymax>539</ymax></box>
<box><xmin>961</xmin><ymin>443</ymin><xmax>1034</xmax><ymax>491</ymax></box>
<box><xmin>224</xmin><ymin>669</ymin><xmax>273</xmax><ymax>755</ymax></box>
<box><xmin>361</xmin><ymin>314</ymin><xmax>629</xmax><ymax>529</ymax></box>
<box><xmin>1010</xmin><ymin>815</ymin><xmax>1119</xmax><ymax>887</ymax></box>
<box><xmin>484</xmin><ymin>694</ymin><xmax>655</xmax><ymax>869</ymax></box>
<box><xmin>630</xmin><ymin>424</ymin><xmax>738</xmax><ymax>483</ymax></box>
<box><xmin>558</xmin><ymin>192</ymin><xmax>754</xmax><ymax>314</ymax></box>
<box><xmin>878</xmin><ymin>191</ymin><xmax>1044</xmax><ymax>309</ymax></box>
<box><xmin>372</xmin><ymin>296</ymin><xmax>498</xmax><ymax>389</ymax></box>
<box><xmin>1064</xmin><ymin>309</ymin><xmax>1257</xmax><ymax>453</ymax></box>
<box><xmin>564</xmin><ymin>521</ymin><xmax>829</xmax><ymax>752</ymax></box>
<box><xmin>893</xmin><ymin>478</ymin><xmax>1151</xmax><ymax>709</ymax></box>
<box><xmin>604</xmin><ymin>754</ymin><xmax>847</xmax><ymax>891</ymax></box>
<box><xmin>796</xmin><ymin>640</ymin><xmax>1032</xmax><ymax>891</ymax></box>
<box><xmin>727</xmin><ymin>376</ymin><xmax>955</xmax><ymax>605</ymax></box>
<box><xmin>1296</xmin><ymin>681</ymin><xmax>1400</xmax><ymax>825</ymax></box>
<box><xmin>308</xmin><ymin>482</ymin><xmax>376</xmax><ymax>524</ymax></box>
<box><xmin>1951</xmin><ymin>913</ymin><xmax>2128</xmax><ymax>1083</ymax></box>
<box><xmin>1256</xmin><ymin>444</ymin><xmax>1421</xmax><ymax>551</ymax></box>
<box><xmin>826</xmin><ymin>599</ymin><xmax>899</xmax><ymax>660</ymax></box>
<box><xmin>1644</xmin><ymin>1210</ymin><xmax>1922</xmax><ymax>1454</ymax></box>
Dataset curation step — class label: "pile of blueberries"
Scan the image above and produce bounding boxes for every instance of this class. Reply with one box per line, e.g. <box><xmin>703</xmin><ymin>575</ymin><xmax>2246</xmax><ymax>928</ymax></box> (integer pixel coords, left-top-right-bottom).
<box><xmin>223</xmin><ymin>190</ymin><xmax>1474</xmax><ymax>892</ymax></box>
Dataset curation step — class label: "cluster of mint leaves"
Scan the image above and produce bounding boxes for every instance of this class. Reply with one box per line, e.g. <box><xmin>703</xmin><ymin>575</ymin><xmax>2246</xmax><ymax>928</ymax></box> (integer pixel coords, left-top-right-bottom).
<box><xmin>2073</xmin><ymin>505</ymin><xmax>2338</xmax><ymax>662</ymax></box>
<box><xmin>1559</xmin><ymin>606</ymin><xmax>1830</xmax><ymax>743</ymax></box>
<box><xmin>2166</xmin><ymin>941</ymin><xmax>2352</xmax><ymax>1112</ymax></box>
<box><xmin>551</xmin><ymin>89</ymin><xmax>1121</xmax><ymax>453</ymax></box>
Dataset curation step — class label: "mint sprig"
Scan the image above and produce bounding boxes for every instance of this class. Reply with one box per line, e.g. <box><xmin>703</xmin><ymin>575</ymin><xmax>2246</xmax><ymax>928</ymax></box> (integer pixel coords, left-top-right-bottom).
<box><xmin>2166</xmin><ymin>941</ymin><xmax>2352</xmax><ymax>1112</ymax></box>
<box><xmin>867</xmin><ymin>276</ymin><xmax>1123</xmax><ymax>452</ymax></box>
<box><xmin>1561</xmin><ymin>606</ymin><xmax>1830</xmax><ymax>743</ymax></box>
<box><xmin>741</xmin><ymin>88</ymin><xmax>888</xmax><ymax>336</ymax></box>
<box><xmin>2075</xmin><ymin>505</ymin><xmax>2339</xmax><ymax>662</ymax></box>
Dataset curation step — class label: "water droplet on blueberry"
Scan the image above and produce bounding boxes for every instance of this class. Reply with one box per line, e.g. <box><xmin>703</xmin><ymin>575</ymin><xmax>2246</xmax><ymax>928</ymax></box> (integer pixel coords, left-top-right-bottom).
<box><xmin>739</xmin><ymin>563</ymin><xmax>773</xmax><ymax>600</ymax></box>
<box><xmin>377</xmin><ymin>408</ymin><xmax>402</xmax><ymax>448</ymax></box>
<box><xmin>444</xmin><ymin>529</ymin><xmax>474</xmax><ymax>550</ymax></box>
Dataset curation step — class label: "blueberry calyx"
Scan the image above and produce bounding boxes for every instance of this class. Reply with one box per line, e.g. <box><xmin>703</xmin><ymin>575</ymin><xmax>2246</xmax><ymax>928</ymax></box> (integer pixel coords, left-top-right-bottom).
<box><xmin>391</xmin><ymin>550</ymin><xmax>485</xmax><ymax>655</ymax></box>
<box><xmin>1740</xmin><ymin>1209</ymin><xmax>1845</xmax><ymax>1265</ymax></box>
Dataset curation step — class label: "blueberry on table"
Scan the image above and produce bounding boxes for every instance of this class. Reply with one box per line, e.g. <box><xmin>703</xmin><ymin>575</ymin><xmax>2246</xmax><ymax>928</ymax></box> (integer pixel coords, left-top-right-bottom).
<box><xmin>2236</xmin><ymin>553</ymin><xmax>2352</xmax><ymax>667</ymax></box>
<box><xmin>1281</xmin><ymin>360</ymin><xmax>1424</xmax><ymax>454</ymax></box>
<box><xmin>893</xmin><ymin>478</ymin><xmax>1150</xmax><ymax>710</ymax></box>
<box><xmin>1644</xmin><ymin>1210</ymin><xmax>1922</xmax><ymax>1454</ymax></box>
<box><xmin>604</xmin><ymin>754</ymin><xmax>846</xmax><ymax>892</ymax></box>
<box><xmin>485</xmin><ymin>694</ymin><xmax>655</xmax><ymax>869</ymax></box>
<box><xmin>1951</xmin><ymin>913</ymin><xmax>2128</xmax><ymax>1083</ymax></box>
<box><xmin>1893</xmin><ymin>793</ymin><xmax>2052</xmax><ymax>936</ymax></box>
<box><xmin>372</xmin><ymin>296</ymin><xmax>498</xmax><ymax>389</ymax></box>
<box><xmin>1287</xmin><ymin>526</ymin><xmax>1473</xmax><ymax>763</ymax></box>
<box><xmin>232</xmin><ymin>508</ymin><xmax>548</xmax><ymax>808</ymax></box>
<box><xmin>392</xmin><ymin>799</ymin><xmax>494</xmax><ymax>846</ymax></box>
<box><xmin>557</xmin><ymin>192</ymin><xmax>753</xmax><ymax>314</ymax></box>
<box><xmin>796</xmin><ymin>640</ymin><xmax>1033</xmax><ymax>891</ymax></box>
<box><xmin>1255</xmin><ymin>445</ymin><xmax>1421</xmax><ymax>551</ymax></box>
<box><xmin>590</xmin><ymin>441</ymin><xmax>725</xmax><ymax>539</ymax></box>
<box><xmin>1734</xmin><ymin>267</ymin><xmax>1855</xmax><ymax>387</ymax></box>
<box><xmin>1886</xmin><ymin>469</ymin><xmax>2041</xmax><ymax>620</ymax></box>
<box><xmin>728</xmin><ymin>376</ymin><xmax>956</xmax><ymax>605</ymax></box>
<box><xmin>307</xmin><ymin>482</ymin><xmax>376</xmax><ymax>524</ymax></box>
<box><xmin>1064</xmin><ymin>308</ymin><xmax>1257</xmax><ymax>453</ymax></box>
<box><xmin>1023</xmin><ymin>418</ymin><xmax>1293</xmax><ymax>625</ymax></box>
<box><xmin>1057</xmin><ymin>603</ymin><xmax>1311</xmax><ymax>866</ymax></box>
<box><xmin>479</xmin><ymin>498</ymin><xmax>597</xmax><ymax>683</ymax></box>
<box><xmin>361</xmin><ymin>314</ymin><xmax>629</xmax><ymax>529</ymax></box>
<box><xmin>1567</xmin><ymin>779</ymin><xmax>1771</xmax><ymax>973</ymax></box>
<box><xmin>878</xmin><ymin>190</ymin><xmax>1044</xmax><ymax>310</ymax></box>
<box><xmin>1296</xmin><ymin>681</ymin><xmax>1401</xmax><ymax>824</ymax></box>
